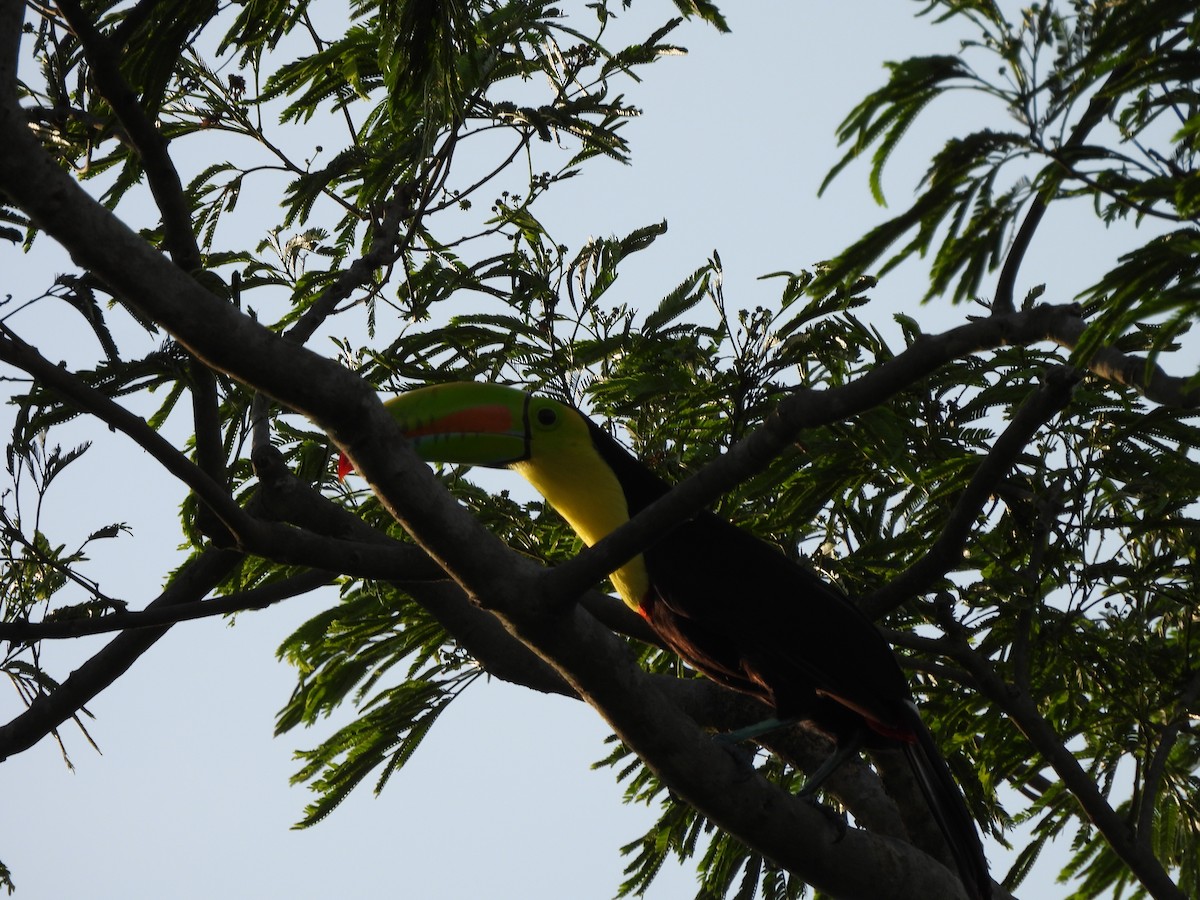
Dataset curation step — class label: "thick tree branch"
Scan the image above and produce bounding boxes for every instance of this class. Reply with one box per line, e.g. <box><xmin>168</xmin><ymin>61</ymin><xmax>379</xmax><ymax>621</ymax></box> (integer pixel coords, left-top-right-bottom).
<box><xmin>543</xmin><ymin>304</ymin><xmax>1195</xmax><ymax>612</ymax></box>
<box><xmin>638</xmin><ymin>675</ymin><xmax>921</xmax><ymax>844</ymax></box>
<box><xmin>767</xmin><ymin>729</ymin><xmax>910</xmax><ymax>838</ymax></box>
<box><xmin>246</xmin><ymin>443</ymin><xmax>581</xmax><ymax>696</ymax></box>
<box><xmin>52</xmin><ymin>0</ymin><xmax>199</xmax><ymax>269</ymax></box>
<box><xmin>1044</xmin><ymin>313</ymin><xmax>1198</xmax><ymax>408</ymax></box>
<box><xmin>502</xmin><ymin>597</ymin><xmax>975</xmax><ymax>899</ymax></box>
<box><xmin>0</xmin><ymin>322</ymin><xmax>478</xmax><ymax>582</ymax></box>
<box><xmin>210</xmin><ymin>441</ymin><xmax>915</xmax><ymax>839</ymax></box>
<box><xmin>542</xmin><ymin>305</ymin><xmax>1078</xmax><ymax>608</ymax></box>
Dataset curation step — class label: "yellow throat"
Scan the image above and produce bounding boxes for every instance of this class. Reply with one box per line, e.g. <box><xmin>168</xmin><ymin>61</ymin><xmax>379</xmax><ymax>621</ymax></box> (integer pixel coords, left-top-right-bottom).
<box><xmin>512</xmin><ymin>412</ymin><xmax>650</xmax><ymax>609</ymax></box>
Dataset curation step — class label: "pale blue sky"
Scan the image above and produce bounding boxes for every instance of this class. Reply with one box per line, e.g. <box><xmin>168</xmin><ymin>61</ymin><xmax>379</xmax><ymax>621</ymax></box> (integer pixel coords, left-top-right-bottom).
<box><xmin>0</xmin><ymin>2</ymin><xmax>1168</xmax><ymax>897</ymax></box>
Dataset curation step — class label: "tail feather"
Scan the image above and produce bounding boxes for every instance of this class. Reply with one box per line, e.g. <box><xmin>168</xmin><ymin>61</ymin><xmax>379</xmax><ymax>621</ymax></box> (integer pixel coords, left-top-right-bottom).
<box><xmin>901</xmin><ymin>708</ymin><xmax>991</xmax><ymax>900</ymax></box>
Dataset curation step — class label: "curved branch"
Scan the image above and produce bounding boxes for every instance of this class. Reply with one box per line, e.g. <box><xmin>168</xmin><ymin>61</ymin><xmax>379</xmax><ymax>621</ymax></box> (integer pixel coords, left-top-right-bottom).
<box><xmin>940</xmin><ymin>614</ymin><xmax>1186</xmax><ymax>900</ymax></box>
<box><xmin>861</xmin><ymin>365</ymin><xmax>1082</xmax><ymax>619</ymax></box>
<box><xmin>281</xmin><ymin>181</ymin><xmax>417</xmax><ymax>345</ymax></box>
<box><xmin>230</xmin><ymin>443</ymin><xmax>909</xmax><ymax>836</ymax></box>
<box><xmin>542</xmin><ymin>302</ymin><xmax>1196</xmax><ymax>611</ymax></box>
<box><xmin>0</xmin><ymin>325</ymin><xmax>458</xmax><ymax>582</ymax></box>
<box><xmin>245</xmin><ymin>442</ymin><xmax>581</xmax><ymax>695</ymax></box>
<box><xmin>1136</xmin><ymin>665</ymin><xmax>1200</xmax><ymax>853</ymax></box>
<box><xmin>991</xmin><ymin>45</ymin><xmax>1168</xmax><ymax>315</ymax></box>
<box><xmin>541</xmin><ymin>304</ymin><xmax>1077</xmax><ymax>607</ymax></box>
<box><xmin>23</xmin><ymin>104</ymin><xmax>128</xmax><ymax>144</ymax></box>
<box><xmin>1045</xmin><ymin>314</ymin><xmax>1198</xmax><ymax>407</ymax></box>
<box><xmin>502</xmin><ymin>600</ymin><xmax>975</xmax><ymax>899</ymax></box>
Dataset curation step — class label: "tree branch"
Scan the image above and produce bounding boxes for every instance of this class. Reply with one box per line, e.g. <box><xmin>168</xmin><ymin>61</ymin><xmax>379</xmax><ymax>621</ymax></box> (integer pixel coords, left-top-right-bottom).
<box><xmin>0</xmin><ymin>546</ymin><xmax>243</xmax><ymax>762</ymax></box>
<box><xmin>940</xmin><ymin>615</ymin><xmax>1186</xmax><ymax>900</ymax></box>
<box><xmin>108</xmin><ymin>0</ymin><xmax>166</xmax><ymax>51</ymax></box>
<box><xmin>542</xmin><ymin>301</ymin><xmax>1196</xmax><ymax>614</ymax></box>
<box><xmin>0</xmin><ymin>323</ymin><xmax>464</xmax><ymax>583</ymax></box>
<box><xmin>281</xmin><ymin>181</ymin><xmax>417</xmax><ymax>345</ymax></box>
<box><xmin>1044</xmin><ymin>313</ymin><xmax>1198</xmax><ymax>407</ymax></box>
<box><xmin>0</xmin><ymin>324</ymin><xmax>247</xmax><ymax>532</ymax></box>
<box><xmin>1136</xmin><ymin>665</ymin><xmax>1200</xmax><ymax>854</ymax></box>
<box><xmin>0</xmin><ymin>569</ymin><xmax>335</xmax><ymax>639</ymax></box>
<box><xmin>502</xmin><ymin>598</ymin><xmax>976</xmax><ymax>899</ymax></box>
<box><xmin>245</xmin><ymin>442</ymin><xmax>582</xmax><ymax>696</ymax></box>
<box><xmin>52</xmin><ymin>0</ymin><xmax>200</xmax><ymax>269</ymax></box>
<box><xmin>52</xmin><ymin>0</ymin><xmax>232</xmax><ymax>545</ymax></box>
<box><xmin>992</xmin><ymin>48</ymin><xmax>1159</xmax><ymax>315</ymax></box>
<box><xmin>541</xmin><ymin>305</ymin><xmax>1076</xmax><ymax>608</ymax></box>
<box><xmin>861</xmin><ymin>365</ymin><xmax>1081</xmax><ymax>619</ymax></box>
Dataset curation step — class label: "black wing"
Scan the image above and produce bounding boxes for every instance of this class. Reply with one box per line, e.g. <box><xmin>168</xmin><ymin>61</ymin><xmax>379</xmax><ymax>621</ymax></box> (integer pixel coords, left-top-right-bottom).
<box><xmin>642</xmin><ymin>511</ymin><xmax>915</xmax><ymax>740</ymax></box>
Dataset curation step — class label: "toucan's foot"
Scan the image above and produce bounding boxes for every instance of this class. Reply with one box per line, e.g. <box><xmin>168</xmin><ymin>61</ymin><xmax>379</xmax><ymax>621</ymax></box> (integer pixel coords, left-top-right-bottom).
<box><xmin>800</xmin><ymin>796</ymin><xmax>849</xmax><ymax>842</ymax></box>
<box><xmin>718</xmin><ymin>739</ymin><xmax>758</xmax><ymax>774</ymax></box>
<box><xmin>796</xmin><ymin>729</ymin><xmax>866</xmax><ymax>797</ymax></box>
<box><xmin>715</xmin><ymin>716</ymin><xmax>798</xmax><ymax>745</ymax></box>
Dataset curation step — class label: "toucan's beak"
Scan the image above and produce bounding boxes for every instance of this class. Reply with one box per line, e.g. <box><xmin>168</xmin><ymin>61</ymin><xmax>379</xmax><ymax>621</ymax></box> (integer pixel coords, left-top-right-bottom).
<box><xmin>337</xmin><ymin>382</ymin><xmax>532</xmax><ymax>480</ymax></box>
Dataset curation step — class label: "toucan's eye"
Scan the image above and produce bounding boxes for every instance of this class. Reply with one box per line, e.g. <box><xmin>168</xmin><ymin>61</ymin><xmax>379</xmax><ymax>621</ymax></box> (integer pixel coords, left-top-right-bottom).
<box><xmin>536</xmin><ymin>406</ymin><xmax>558</xmax><ymax>427</ymax></box>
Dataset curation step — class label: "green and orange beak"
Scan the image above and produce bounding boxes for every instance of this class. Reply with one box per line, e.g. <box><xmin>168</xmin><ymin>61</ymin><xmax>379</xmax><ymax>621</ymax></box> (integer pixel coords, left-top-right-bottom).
<box><xmin>336</xmin><ymin>382</ymin><xmax>535</xmax><ymax>480</ymax></box>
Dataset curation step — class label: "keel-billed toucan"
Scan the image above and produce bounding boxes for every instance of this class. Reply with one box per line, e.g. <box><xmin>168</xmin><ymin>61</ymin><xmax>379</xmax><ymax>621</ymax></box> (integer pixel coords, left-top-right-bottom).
<box><xmin>339</xmin><ymin>381</ymin><xmax>990</xmax><ymax>900</ymax></box>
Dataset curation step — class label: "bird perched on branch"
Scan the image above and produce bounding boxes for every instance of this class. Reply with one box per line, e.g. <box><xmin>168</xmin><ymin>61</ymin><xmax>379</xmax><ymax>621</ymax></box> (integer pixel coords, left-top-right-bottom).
<box><xmin>338</xmin><ymin>381</ymin><xmax>990</xmax><ymax>900</ymax></box>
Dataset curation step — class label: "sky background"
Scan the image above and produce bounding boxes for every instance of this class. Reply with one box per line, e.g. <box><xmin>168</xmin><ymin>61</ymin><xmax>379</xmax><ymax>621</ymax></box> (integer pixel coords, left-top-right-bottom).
<box><xmin>0</xmin><ymin>2</ymin><xmax>1177</xmax><ymax>897</ymax></box>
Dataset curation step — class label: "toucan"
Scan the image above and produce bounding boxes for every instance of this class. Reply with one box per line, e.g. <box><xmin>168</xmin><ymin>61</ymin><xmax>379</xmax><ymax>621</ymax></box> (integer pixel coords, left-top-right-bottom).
<box><xmin>339</xmin><ymin>381</ymin><xmax>991</xmax><ymax>899</ymax></box>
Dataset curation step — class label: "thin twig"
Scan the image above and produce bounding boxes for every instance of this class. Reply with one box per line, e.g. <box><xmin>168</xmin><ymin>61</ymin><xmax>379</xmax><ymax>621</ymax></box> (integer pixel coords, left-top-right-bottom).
<box><xmin>0</xmin><ymin>546</ymin><xmax>243</xmax><ymax>762</ymax></box>
<box><xmin>0</xmin><ymin>326</ymin><xmax>246</xmax><ymax>533</ymax></box>
<box><xmin>1136</xmin><ymin>665</ymin><xmax>1200</xmax><ymax>854</ymax></box>
<box><xmin>0</xmin><ymin>570</ymin><xmax>336</xmax><ymax>640</ymax></box>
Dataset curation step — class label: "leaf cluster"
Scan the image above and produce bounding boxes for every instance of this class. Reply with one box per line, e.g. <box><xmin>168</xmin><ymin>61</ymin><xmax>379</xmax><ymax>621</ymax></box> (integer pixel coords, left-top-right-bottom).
<box><xmin>275</xmin><ymin>580</ymin><xmax>481</xmax><ymax>826</ymax></box>
<box><xmin>818</xmin><ymin>0</ymin><xmax>1200</xmax><ymax>342</ymax></box>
